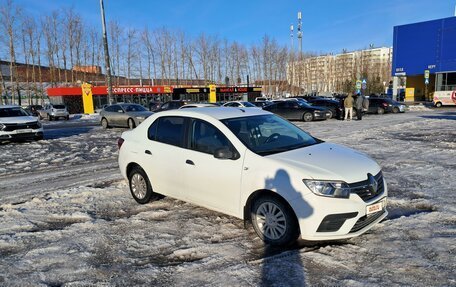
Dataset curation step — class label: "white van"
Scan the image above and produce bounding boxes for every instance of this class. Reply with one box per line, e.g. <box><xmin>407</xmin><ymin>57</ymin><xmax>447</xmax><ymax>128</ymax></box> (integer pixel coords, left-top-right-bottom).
<box><xmin>433</xmin><ymin>90</ymin><xmax>456</xmax><ymax>107</ymax></box>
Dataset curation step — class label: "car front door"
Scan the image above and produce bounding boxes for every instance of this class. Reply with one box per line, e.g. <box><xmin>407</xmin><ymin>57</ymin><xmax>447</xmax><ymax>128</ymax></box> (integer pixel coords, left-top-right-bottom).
<box><xmin>182</xmin><ymin>118</ymin><xmax>244</xmax><ymax>216</ymax></box>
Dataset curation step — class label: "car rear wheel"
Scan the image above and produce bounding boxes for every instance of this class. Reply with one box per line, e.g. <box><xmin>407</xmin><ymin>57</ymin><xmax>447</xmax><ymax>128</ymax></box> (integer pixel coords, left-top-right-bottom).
<box><xmin>128</xmin><ymin>166</ymin><xmax>156</xmax><ymax>204</ymax></box>
<box><xmin>392</xmin><ymin>107</ymin><xmax>399</xmax><ymax>113</ymax></box>
<box><xmin>302</xmin><ymin>112</ymin><xmax>313</xmax><ymax>122</ymax></box>
<box><xmin>435</xmin><ymin>102</ymin><xmax>442</xmax><ymax>108</ymax></box>
<box><xmin>101</xmin><ymin>118</ymin><xmax>109</xmax><ymax>129</ymax></box>
<box><xmin>128</xmin><ymin>118</ymin><xmax>136</xmax><ymax>129</ymax></box>
<box><xmin>326</xmin><ymin>110</ymin><xmax>333</xmax><ymax>119</ymax></box>
<box><xmin>377</xmin><ymin>107</ymin><xmax>385</xmax><ymax>115</ymax></box>
<box><xmin>251</xmin><ymin>195</ymin><xmax>299</xmax><ymax>246</ymax></box>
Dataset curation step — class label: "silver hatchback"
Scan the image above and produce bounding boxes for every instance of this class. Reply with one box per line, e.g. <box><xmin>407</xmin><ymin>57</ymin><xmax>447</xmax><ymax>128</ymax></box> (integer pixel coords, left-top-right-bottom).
<box><xmin>100</xmin><ymin>103</ymin><xmax>153</xmax><ymax>129</ymax></box>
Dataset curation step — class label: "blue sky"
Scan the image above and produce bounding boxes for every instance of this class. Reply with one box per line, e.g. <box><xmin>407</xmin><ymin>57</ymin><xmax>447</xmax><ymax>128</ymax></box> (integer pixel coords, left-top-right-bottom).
<box><xmin>15</xmin><ymin>0</ymin><xmax>456</xmax><ymax>54</ymax></box>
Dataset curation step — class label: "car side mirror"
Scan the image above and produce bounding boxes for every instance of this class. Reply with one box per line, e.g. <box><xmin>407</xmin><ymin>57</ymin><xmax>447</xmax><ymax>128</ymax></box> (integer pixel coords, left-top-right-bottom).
<box><xmin>214</xmin><ymin>147</ymin><xmax>239</xmax><ymax>160</ymax></box>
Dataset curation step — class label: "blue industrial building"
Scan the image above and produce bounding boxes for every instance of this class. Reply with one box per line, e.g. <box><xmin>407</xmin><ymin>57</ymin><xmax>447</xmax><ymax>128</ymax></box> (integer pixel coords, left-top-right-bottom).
<box><xmin>392</xmin><ymin>16</ymin><xmax>456</xmax><ymax>101</ymax></box>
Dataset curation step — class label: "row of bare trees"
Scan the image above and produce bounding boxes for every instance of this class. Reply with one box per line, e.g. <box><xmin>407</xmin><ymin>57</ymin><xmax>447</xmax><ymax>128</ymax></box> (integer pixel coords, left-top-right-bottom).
<box><xmin>0</xmin><ymin>0</ymin><xmax>291</xmax><ymax>105</ymax></box>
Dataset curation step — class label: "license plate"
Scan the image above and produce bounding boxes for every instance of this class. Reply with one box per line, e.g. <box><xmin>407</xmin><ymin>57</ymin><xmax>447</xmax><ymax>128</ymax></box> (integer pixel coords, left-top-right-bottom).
<box><xmin>366</xmin><ymin>198</ymin><xmax>387</xmax><ymax>215</ymax></box>
<box><xmin>16</xmin><ymin>129</ymin><xmax>33</xmax><ymax>134</ymax></box>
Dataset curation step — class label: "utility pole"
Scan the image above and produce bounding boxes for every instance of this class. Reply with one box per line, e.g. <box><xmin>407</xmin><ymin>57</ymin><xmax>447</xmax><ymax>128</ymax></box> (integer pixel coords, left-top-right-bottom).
<box><xmin>297</xmin><ymin>12</ymin><xmax>302</xmax><ymax>60</ymax></box>
<box><xmin>100</xmin><ymin>0</ymin><xmax>113</xmax><ymax>105</ymax></box>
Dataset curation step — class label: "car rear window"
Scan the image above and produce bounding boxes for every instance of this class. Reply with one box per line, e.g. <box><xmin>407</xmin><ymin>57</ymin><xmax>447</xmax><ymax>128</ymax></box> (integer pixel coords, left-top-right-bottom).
<box><xmin>53</xmin><ymin>105</ymin><xmax>66</xmax><ymax>109</ymax></box>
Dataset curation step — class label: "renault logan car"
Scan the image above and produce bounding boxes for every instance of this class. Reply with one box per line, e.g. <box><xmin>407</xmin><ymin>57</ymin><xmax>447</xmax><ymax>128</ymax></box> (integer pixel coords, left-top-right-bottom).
<box><xmin>118</xmin><ymin>108</ymin><xmax>387</xmax><ymax>245</ymax></box>
<box><xmin>0</xmin><ymin>105</ymin><xmax>43</xmax><ymax>142</ymax></box>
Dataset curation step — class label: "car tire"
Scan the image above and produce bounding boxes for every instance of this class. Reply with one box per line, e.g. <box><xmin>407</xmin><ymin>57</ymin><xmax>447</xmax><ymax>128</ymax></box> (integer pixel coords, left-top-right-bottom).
<box><xmin>101</xmin><ymin>118</ymin><xmax>110</xmax><ymax>129</ymax></box>
<box><xmin>128</xmin><ymin>166</ymin><xmax>156</xmax><ymax>204</ymax></box>
<box><xmin>47</xmin><ymin>114</ymin><xmax>52</xmax><ymax>121</ymax></box>
<box><xmin>327</xmin><ymin>110</ymin><xmax>333</xmax><ymax>119</ymax></box>
<box><xmin>392</xmin><ymin>107</ymin><xmax>399</xmax><ymax>113</ymax></box>
<box><xmin>251</xmin><ymin>195</ymin><xmax>300</xmax><ymax>246</ymax></box>
<box><xmin>302</xmin><ymin>112</ymin><xmax>313</xmax><ymax>122</ymax></box>
<box><xmin>435</xmin><ymin>102</ymin><xmax>442</xmax><ymax>108</ymax></box>
<box><xmin>377</xmin><ymin>107</ymin><xmax>385</xmax><ymax>115</ymax></box>
<box><xmin>128</xmin><ymin>118</ymin><xmax>136</xmax><ymax>129</ymax></box>
<box><xmin>66</xmin><ymin>115</ymin><xmax>70</xmax><ymax>120</ymax></box>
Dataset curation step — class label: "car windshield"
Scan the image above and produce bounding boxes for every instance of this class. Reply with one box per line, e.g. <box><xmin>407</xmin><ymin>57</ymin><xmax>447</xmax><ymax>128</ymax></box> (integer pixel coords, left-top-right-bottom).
<box><xmin>53</xmin><ymin>105</ymin><xmax>66</xmax><ymax>109</ymax></box>
<box><xmin>124</xmin><ymin>104</ymin><xmax>147</xmax><ymax>112</ymax></box>
<box><xmin>222</xmin><ymin>114</ymin><xmax>320</xmax><ymax>156</ymax></box>
<box><xmin>0</xmin><ymin>107</ymin><xmax>30</xmax><ymax>117</ymax></box>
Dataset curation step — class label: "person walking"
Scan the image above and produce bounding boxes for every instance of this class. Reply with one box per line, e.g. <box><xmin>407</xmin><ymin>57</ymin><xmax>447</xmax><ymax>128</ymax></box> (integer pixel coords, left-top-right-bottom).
<box><xmin>344</xmin><ymin>94</ymin><xmax>354</xmax><ymax>120</ymax></box>
<box><xmin>355</xmin><ymin>93</ymin><xmax>364</xmax><ymax>120</ymax></box>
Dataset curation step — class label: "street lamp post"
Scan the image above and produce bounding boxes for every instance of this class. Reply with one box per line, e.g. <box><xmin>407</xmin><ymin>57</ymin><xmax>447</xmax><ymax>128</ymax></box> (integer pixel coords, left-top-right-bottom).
<box><xmin>100</xmin><ymin>0</ymin><xmax>113</xmax><ymax>105</ymax></box>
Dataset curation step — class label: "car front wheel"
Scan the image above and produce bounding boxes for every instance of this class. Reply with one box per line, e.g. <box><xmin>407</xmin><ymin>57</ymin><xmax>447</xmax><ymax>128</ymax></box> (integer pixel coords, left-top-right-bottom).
<box><xmin>128</xmin><ymin>166</ymin><xmax>156</xmax><ymax>204</ymax></box>
<box><xmin>377</xmin><ymin>107</ymin><xmax>385</xmax><ymax>114</ymax></box>
<box><xmin>251</xmin><ymin>195</ymin><xmax>299</xmax><ymax>246</ymax></box>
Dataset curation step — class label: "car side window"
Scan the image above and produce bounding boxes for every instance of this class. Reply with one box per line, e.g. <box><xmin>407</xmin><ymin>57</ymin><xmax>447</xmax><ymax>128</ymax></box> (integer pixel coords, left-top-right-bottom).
<box><xmin>277</xmin><ymin>102</ymin><xmax>287</xmax><ymax>108</ymax></box>
<box><xmin>154</xmin><ymin>116</ymin><xmax>185</xmax><ymax>147</ymax></box>
<box><xmin>105</xmin><ymin>105</ymin><xmax>116</xmax><ymax>112</ymax></box>
<box><xmin>190</xmin><ymin>119</ymin><xmax>231</xmax><ymax>155</ymax></box>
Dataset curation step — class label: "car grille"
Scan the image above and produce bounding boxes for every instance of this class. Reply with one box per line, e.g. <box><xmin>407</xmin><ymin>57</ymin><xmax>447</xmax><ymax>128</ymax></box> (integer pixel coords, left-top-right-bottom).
<box><xmin>349</xmin><ymin>171</ymin><xmax>384</xmax><ymax>202</ymax></box>
<box><xmin>2</xmin><ymin>122</ymin><xmax>40</xmax><ymax>131</ymax></box>
<box><xmin>349</xmin><ymin>210</ymin><xmax>386</xmax><ymax>233</ymax></box>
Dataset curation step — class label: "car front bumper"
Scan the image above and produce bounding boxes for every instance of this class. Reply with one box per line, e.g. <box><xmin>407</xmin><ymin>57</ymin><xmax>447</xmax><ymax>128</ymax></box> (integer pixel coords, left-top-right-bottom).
<box><xmin>0</xmin><ymin>129</ymin><xmax>44</xmax><ymax>141</ymax></box>
<box><xmin>289</xmin><ymin>177</ymin><xmax>388</xmax><ymax>241</ymax></box>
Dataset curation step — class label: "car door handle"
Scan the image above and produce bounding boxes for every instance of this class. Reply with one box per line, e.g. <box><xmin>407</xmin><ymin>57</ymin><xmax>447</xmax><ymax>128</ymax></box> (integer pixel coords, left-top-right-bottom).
<box><xmin>145</xmin><ymin>150</ymin><xmax>152</xmax><ymax>155</ymax></box>
<box><xmin>186</xmin><ymin>159</ymin><xmax>194</xmax><ymax>165</ymax></box>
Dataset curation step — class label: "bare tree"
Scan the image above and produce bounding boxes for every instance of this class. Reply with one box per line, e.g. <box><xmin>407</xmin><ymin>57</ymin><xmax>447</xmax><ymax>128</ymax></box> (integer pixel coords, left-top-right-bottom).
<box><xmin>0</xmin><ymin>0</ymin><xmax>21</xmax><ymax>104</ymax></box>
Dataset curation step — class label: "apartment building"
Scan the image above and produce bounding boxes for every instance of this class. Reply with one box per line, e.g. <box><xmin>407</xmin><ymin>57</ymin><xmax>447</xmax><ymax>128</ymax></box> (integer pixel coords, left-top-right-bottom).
<box><xmin>289</xmin><ymin>47</ymin><xmax>392</xmax><ymax>94</ymax></box>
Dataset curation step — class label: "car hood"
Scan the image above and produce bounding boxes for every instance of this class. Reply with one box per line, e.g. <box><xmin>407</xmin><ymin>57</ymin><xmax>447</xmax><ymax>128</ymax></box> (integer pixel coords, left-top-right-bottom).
<box><xmin>268</xmin><ymin>142</ymin><xmax>381</xmax><ymax>183</ymax></box>
<box><xmin>127</xmin><ymin>111</ymin><xmax>154</xmax><ymax>117</ymax></box>
<box><xmin>0</xmin><ymin>116</ymin><xmax>38</xmax><ymax>124</ymax></box>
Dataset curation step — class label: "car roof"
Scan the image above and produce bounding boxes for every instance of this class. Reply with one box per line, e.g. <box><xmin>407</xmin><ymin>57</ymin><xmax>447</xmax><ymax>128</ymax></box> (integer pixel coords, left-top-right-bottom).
<box><xmin>156</xmin><ymin>106</ymin><xmax>269</xmax><ymax>120</ymax></box>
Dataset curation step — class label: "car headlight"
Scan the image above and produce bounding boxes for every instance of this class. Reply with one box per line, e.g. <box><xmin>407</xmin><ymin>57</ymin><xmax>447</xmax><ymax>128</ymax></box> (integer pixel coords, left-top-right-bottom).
<box><xmin>136</xmin><ymin>116</ymin><xmax>145</xmax><ymax>120</ymax></box>
<box><xmin>0</xmin><ymin>123</ymin><xmax>5</xmax><ymax>131</ymax></box>
<box><xmin>36</xmin><ymin>121</ymin><xmax>42</xmax><ymax>128</ymax></box>
<box><xmin>303</xmin><ymin>179</ymin><xmax>350</xmax><ymax>198</ymax></box>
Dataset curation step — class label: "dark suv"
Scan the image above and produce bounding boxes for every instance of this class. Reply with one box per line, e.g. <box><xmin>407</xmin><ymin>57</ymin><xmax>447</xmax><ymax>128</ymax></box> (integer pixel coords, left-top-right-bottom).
<box><xmin>155</xmin><ymin>100</ymin><xmax>192</xmax><ymax>112</ymax></box>
<box><xmin>367</xmin><ymin>97</ymin><xmax>408</xmax><ymax>114</ymax></box>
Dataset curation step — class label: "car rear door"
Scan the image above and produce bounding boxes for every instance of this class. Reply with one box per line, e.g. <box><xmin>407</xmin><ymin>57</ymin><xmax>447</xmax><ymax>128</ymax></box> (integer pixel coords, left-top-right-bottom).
<box><xmin>141</xmin><ymin>116</ymin><xmax>188</xmax><ymax>199</ymax></box>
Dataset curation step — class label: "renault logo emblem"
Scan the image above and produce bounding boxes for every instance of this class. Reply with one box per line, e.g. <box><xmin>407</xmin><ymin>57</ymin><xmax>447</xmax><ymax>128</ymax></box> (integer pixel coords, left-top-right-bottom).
<box><xmin>367</xmin><ymin>173</ymin><xmax>378</xmax><ymax>194</ymax></box>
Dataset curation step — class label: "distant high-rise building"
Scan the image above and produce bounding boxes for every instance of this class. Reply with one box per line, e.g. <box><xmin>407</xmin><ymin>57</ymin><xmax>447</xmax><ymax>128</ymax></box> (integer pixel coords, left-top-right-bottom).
<box><xmin>288</xmin><ymin>46</ymin><xmax>393</xmax><ymax>94</ymax></box>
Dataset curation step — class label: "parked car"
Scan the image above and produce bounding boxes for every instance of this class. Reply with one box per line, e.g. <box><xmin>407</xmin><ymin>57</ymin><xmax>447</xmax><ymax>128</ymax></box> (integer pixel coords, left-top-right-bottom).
<box><xmin>263</xmin><ymin>101</ymin><xmax>331</xmax><ymax>122</ymax></box>
<box><xmin>100</xmin><ymin>103</ymin><xmax>153</xmax><ymax>129</ymax></box>
<box><xmin>251</xmin><ymin>101</ymin><xmax>273</xmax><ymax>108</ymax></box>
<box><xmin>307</xmin><ymin>98</ymin><xmax>344</xmax><ymax>119</ymax></box>
<box><xmin>118</xmin><ymin>107</ymin><xmax>388</xmax><ymax>245</ymax></box>
<box><xmin>39</xmin><ymin>103</ymin><xmax>69</xmax><ymax>121</ymax></box>
<box><xmin>155</xmin><ymin>100</ymin><xmax>193</xmax><ymax>112</ymax></box>
<box><xmin>0</xmin><ymin>105</ymin><xmax>43</xmax><ymax>142</ymax></box>
<box><xmin>366</xmin><ymin>97</ymin><xmax>408</xmax><ymax>114</ymax></box>
<box><xmin>148</xmin><ymin>101</ymin><xmax>162</xmax><ymax>112</ymax></box>
<box><xmin>222</xmin><ymin>101</ymin><xmax>258</xmax><ymax>108</ymax></box>
<box><xmin>25</xmin><ymin>105</ymin><xmax>43</xmax><ymax>117</ymax></box>
<box><xmin>179</xmin><ymin>103</ymin><xmax>218</xmax><ymax>109</ymax></box>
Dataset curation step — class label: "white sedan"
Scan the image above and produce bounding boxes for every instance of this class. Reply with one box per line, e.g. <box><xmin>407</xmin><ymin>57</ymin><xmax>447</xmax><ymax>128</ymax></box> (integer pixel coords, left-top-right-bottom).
<box><xmin>118</xmin><ymin>108</ymin><xmax>387</xmax><ymax>245</ymax></box>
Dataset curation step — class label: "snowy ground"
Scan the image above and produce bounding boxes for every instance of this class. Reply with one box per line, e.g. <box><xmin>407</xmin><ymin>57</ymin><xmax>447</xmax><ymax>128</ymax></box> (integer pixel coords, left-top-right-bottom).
<box><xmin>0</xmin><ymin>108</ymin><xmax>455</xmax><ymax>286</ymax></box>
